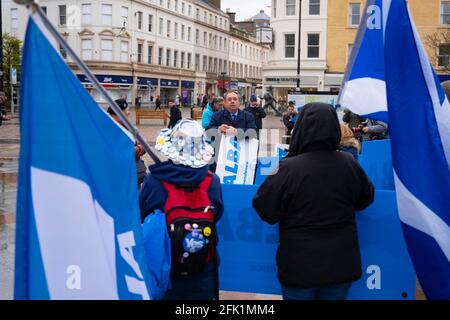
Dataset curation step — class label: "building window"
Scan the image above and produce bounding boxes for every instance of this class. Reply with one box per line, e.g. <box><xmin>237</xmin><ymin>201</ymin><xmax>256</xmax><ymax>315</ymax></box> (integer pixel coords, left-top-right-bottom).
<box><xmin>203</xmin><ymin>55</ymin><xmax>207</xmax><ymax>71</ymax></box>
<box><xmin>10</xmin><ymin>8</ymin><xmax>18</xmax><ymax>35</ymax></box>
<box><xmin>285</xmin><ymin>34</ymin><xmax>295</xmax><ymax>58</ymax></box>
<box><xmin>273</xmin><ymin>0</ymin><xmax>277</xmax><ymax>18</ymax></box>
<box><xmin>196</xmin><ymin>8</ymin><xmax>200</xmax><ymax>20</ymax></box>
<box><xmin>195</xmin><ymin>54</ymin><xmax>200</xmax><ymax>71</ymax></box>
<box><xmin>209</xmin><ymin>34</ymin><xmax>212</xmax><ymax>48</ymax></box>
<box><xmin>158</xmin><ymin>47</ymin><xmax>163</xmax><ymax>65</ymax></box>
<box><xmin>166</xmin><ymin>49</ymin><xmax>171</xmax><ymax>66</ymax></box>
<box><xmin>196</xmin><ymin>29</ymin><xmax>200</xmax><ymax>44</ymax></box>
<box><xmin>121</xmin><ymin>41</ymin><xmax>129</xmax><ymax>62</ymax></box>
<box><xmin>182</xmin><ymin>2</ymin><xmax>185</xmax><ymax>14</ymax></box>
<box><xmin>159</xmin><ymin>18</ymin><xmax>164</xmax><ymax>35</ymax></box>
<box><xmin>307</xmin><ymin>33</ymin><xmax>320</xmax><ymax>58</ymax></box>
<box><xmin>167</xmin><ymin>20</ymin><xmax>171</xmax><ymax>37</ymax></box>
<box><xmin>286</xmin><ymin>0</ymin><xmax>296</xmax><ymax>16</ymax></box>
<box><xmin>167</xmin><ymin>0</ymin><xmax>171</xmax><ymax>10</ymax></box>
<box><xmin>349</xmin><ymin>3</ymin><xmax>361</xmax><ymax>26</ymax></box>
<box><xmin>137</xmin><ymin>43</ymin><xmax>143</xmax><ymax>63</ymax></box>
<box><xmin>442</xmin><ymin>1</ymin><xmax>450</xmax><ymax>25</ymax></box>
<box><xmin>174</xmin><ymin>22</ymin><xmax>178</xmax><ymax>39</ymax></box>
<box><xmin>188</xmin><ymin>27</ymin><xmax>191</xmax><ymax>42</ymax></box>
<box><xmin>101</xmin><ymin>4</ymin><xmax>112</xmax><ymax>25</ymax></box>
<box><xmin>59</xmin><ymin>5</ymin><xmax>66</xmax><ymax>26</ymax></box>
<box><xmin>60</xmin><ymin>45</ymin><xmax>68</xmax><ymax>59</ymax></box>
<box><xmin>41</xmin><ymin>6</ymin><xmax>47</xmax><ymax>15</ymax></box>
<box><xmin>160</xmin><ymin>0</ymin><xmax>164</xmax><ymax>6</ymax></box>
<box><xmin>204</xmin><ymin>32</ymin><xmax>207</xmax><ymax>46</ymax></box>
<box><xmin>224</xmin><ymin>59</ymin><xmax>227</xmax><ymax>73</ymax></box>
<box><xmin>175</xmin><ymin>0</ymin><xmax>179</xmax><ymax>11</ymax></box>
<box><xmin>81</xmin><ymin>39</ymin><xmax>92</xmax><ymax>60</ymax></box>
<box><xmin>148</xmin><ymin>45</ymin><xmax>153</xmax><ymax>64</ymax></box>
<box><xmin>181</xmin><ymin>25</ymin><xmax>185</xmax><ymax>40</ymax></box>
<box><xmin>309</xmin><ymin>0</ymin><xmax>320</xmax><ymax>15</ymax></box>
<box><xmin>209</xmin><ymin>57</ymin><xmax>213</xmax><ymax>72</ymax></box>
<box><xmin>347</xmin><ymin>43</ymin><xmax>354</xmax><ymax>62</ymax></box>
<box><xmin>137</xmin><ymin>11</ymin><xmax>143</xmax><ymax>30</ymax></box>
<box><xmin>149</xmin><ymin>14</ymin><xmax>153</xmax><ymax>32</ymax></box>
<box><xmin>187</xmin><ymin>53</ymin><xmax>192</xmax><ymax>69</ymax></box>
<box><xmin>188</xmin><ymin>5</ymin><xmax>192</xmax><ymax>16</ymax></box>
<box><xmin>180</xmin><ymin>52</ymin><xmax>185</xmax><ymax>68</ymax></box>
<box><xmin>204</xmin><ymin>11</ymin><xmax>207</xmax><ymax>22</ymax></box>
<box><xmin>215</xmin><ymin>16</ymin><xmax>218</xmax><ymax>27</ymax></box>
<box><xmin>121</xmin><ymin>6</ymin><xmax>128</xmax><ymax>27</ymax></box>
<box><xmin>174</xmin><ymin>50</ymin><xmax>178</xmax><ymax>68</ymax></box>
<box><xmin>220</xmin><ymin>18</ymin><xmax>223</xmax><ymax>28</ymax></box>
<box><xmin>219</xmin><ymin>59</ymin><xmax>222</xmax><ymax>73</ymax></box>
<box><xmin>82</xmin><ymin>4</ymin><xmax>91</xmax><ymax>25</ymax></box>
<box><xmin>210</xmin><ymin>14</ymin><xmax>213</xmax><ymax>24</ymax></box>
<box><xmin>439</xmin><ymin>44</ymin><xmax>450</xmax><ymax>67</ymax></box>
<box><xmin>101</xmin><ymin>39</ymin><xmax>113</xmax><ymax>61</ymax></box>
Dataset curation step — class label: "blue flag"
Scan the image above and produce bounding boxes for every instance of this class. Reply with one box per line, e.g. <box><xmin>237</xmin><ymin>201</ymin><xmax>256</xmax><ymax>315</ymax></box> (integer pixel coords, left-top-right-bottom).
<box><xmin>339</xmin><ymin>0</ymin><xmax>388</xmax><ymax>122</ymax></box>
<box><xmin>14</xmin><ymin>15</ymin><xmax>151</xmax><ymax>299</ymax></box>
<box><xmin>342</xmin><ymin>0</ymin><xmax>450</xmax><ymax>299</ymax></box>
<box><xmin>384</xmin><ymin>0</ymin><xmax>450</xmax><ymax>300</ymax></box>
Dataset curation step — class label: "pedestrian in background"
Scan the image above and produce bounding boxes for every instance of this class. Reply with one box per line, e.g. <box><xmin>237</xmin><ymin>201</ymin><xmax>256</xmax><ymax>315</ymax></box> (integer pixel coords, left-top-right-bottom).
<box><xmin>168</xmin><ymin>99</ymin><xmax>182</xmax><ymax>129</ymax></box>
<box><xmin>253</xmin><ymin>103</ymin><xmax>374</xmax><ymax>300</ymax></box>
<box><xmin>155</xmin><ymin>95</ymin><xmax>162</xmax><ymax>110</ymax></box>
<box><xmin>244</xmin><ymin>95</ymin><xmax>266</xmax><ymax>138</ymax></box>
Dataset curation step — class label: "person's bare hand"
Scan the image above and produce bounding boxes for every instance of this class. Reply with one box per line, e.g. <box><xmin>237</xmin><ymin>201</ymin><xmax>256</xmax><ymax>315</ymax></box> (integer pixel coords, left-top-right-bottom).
<box><xmin>362</xmin><ymin>127</ymin><xmax>369</xmax><ymax>133</ymax></box>
<box><xmin>225</xmin><ymin>127</ymin><xmax>237</xmax><ymax>136</ymax></box>
<box><xmin>219</xmin><ymin>124</ymin><xmax>230</xmax><ymax>134</ymax></box>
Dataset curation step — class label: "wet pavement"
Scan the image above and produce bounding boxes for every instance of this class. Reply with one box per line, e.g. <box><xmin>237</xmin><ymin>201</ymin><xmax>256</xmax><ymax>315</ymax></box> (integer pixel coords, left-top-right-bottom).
<box><xmin>0</xmin><ymin>108</ymin><xmax>285</xmax><ymax>300</ymax></box>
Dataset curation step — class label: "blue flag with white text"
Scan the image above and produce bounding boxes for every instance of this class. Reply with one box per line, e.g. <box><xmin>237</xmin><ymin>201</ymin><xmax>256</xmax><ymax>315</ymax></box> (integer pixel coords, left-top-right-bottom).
<box><xmin>14</xmin><ymin>15</ymin><xmax>151</xmax><ymax>299</ymax></box>
<box><xmin>339</xmin><ymin>0</ymin><xmax>388</xmax><ymax>122</ymax></box>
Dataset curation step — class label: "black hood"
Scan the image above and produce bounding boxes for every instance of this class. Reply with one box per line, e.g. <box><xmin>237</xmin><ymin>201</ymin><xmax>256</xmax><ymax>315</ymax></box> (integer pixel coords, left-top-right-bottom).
<box><xmin>288</xmin><ymin>103</ymin><xmax>341</xmax><ymax>156</ymax></box>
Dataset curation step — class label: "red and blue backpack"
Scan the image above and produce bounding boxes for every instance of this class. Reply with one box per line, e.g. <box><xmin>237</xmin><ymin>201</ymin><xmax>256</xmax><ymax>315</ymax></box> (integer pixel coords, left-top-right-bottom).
<box><xmin>161</xmin><ymin>172</ymin><xmax>216</xmax><ymax>276</ymax></box>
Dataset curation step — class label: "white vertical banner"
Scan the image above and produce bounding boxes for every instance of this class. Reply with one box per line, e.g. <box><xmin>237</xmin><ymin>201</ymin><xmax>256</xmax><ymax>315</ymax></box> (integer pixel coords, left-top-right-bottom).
<box><xmin>216</xmin><ymin>134</ymin><xmax>259</xmax><ymax>185</ymax></box>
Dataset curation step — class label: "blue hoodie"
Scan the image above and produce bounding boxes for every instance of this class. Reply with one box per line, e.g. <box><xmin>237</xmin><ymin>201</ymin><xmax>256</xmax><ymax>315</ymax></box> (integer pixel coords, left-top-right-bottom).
<box><xmin>139</xmin><ymin>161</ymin><xmax>224</xmax><ymax>222</ymax></box>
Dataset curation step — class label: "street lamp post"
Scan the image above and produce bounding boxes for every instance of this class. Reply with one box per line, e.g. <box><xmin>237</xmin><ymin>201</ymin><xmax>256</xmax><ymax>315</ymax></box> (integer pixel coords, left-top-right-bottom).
<box><xmin>296</xmin><ymin>0</ymin><xmax>302</xmax><ymax>91</ymax></box>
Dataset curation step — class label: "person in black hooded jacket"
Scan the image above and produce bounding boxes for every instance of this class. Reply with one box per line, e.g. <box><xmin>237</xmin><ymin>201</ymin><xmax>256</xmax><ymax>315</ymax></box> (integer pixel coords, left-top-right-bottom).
<box><xmin>252</xmin><ymin>102</ymin><xmax>374</xmax><ymax>300</ymax></box>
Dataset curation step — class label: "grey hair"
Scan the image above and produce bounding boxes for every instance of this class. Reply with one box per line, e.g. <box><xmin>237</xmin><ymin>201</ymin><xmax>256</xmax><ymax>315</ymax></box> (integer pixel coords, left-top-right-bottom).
<box><xmin>212</xmin><ymin>96</ymin><xmax>224</xmax><ymax>105</ymax></box>
<box><xmin>224</xmin><ymin>90</ymin><xmax>241</xmax><ymax>100</ymax></box>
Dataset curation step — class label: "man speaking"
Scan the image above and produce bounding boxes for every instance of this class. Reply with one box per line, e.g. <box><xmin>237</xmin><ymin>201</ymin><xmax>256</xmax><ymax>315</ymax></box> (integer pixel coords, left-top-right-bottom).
<box><xmin>205</xmin><ymin>91</ymin><xmax>257</xmax><ymax>134</ymax></box>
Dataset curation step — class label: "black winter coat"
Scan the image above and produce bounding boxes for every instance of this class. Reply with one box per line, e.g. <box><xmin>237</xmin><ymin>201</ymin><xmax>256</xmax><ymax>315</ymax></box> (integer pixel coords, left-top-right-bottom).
<box><xmin>253</xmin><ymin>103</ymin><xmax>374</xmax><ymax>289</ymax></box>
<box><xmin>244</xmin><ymin>105</ymin><xmax>266</xmax><ymax>130</ymax></box>
<box><xmin>168</xmin><ymin>106</ymin><xmax>182</xmax><ymax>128</ymax></box>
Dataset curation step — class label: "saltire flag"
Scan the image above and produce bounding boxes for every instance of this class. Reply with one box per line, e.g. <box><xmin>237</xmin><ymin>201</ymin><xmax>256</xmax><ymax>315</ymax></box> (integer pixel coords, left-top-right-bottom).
<box><xmin>342</xmin><ymin>0</ymin><xmax>450</xmax><ymax>299</ymax></box>
<box><xmin>339</xmin><ymin>0</ymin><xmax>388</xmax><ymax>122</ymax></box>
<box><xmin>14</xmin><ymin>14</ymin><xmax>152</xmax><ymax>299</ymax></box>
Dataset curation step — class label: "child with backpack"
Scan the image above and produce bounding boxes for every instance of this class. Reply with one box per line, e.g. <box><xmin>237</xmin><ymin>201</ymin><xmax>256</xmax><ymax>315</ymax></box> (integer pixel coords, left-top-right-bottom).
<box><xmin>139</xmin><ymin>119</ymin><xmax>224</xmax><ymax>300</ymax></box>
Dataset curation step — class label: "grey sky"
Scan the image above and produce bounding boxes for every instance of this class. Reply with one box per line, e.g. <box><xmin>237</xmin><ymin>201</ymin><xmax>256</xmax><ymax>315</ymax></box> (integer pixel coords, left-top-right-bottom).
<box><xmin>221</xmin><ymin>0</ymin><xmax>271</xmax><ymax>21</ymax></box>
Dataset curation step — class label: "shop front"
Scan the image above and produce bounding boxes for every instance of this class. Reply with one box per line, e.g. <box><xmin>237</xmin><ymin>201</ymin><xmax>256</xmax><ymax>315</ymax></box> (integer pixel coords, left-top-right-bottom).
<box><xmin>160</xmin><ymin>79</ymin><xmax>179</xmax><ymax>106</ymax></box>
<box><xmin>137</xmin><ymin>77</ymin><xmax>158</xmax><ymax>106</ymax></box>
<box><xmin>77</xmin><ymin>74</ymin><xmax>133</xmax><ymax>106</ymax></box>
<box><xmin>181</xmin><ymin>80</ymin><xmax>195</xmax><ymax>107</ymax></box>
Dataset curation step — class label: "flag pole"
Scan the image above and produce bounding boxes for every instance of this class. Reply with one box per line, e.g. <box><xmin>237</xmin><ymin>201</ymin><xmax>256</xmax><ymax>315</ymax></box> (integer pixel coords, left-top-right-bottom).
<box><xmin>15</xmin><ymin>0</ymin><xmax>161</xmax><ymax>164</ymax></box>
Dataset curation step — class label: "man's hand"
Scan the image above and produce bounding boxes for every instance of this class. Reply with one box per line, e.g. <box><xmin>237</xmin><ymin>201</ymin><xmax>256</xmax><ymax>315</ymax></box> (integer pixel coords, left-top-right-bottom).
<box><xmin>219</xmin><ymin>124</ymin><xmax>230</xmax><ymax>134</ymax></box>
<box><xmin>362</xmin><ymin>127</ymin><xmax>369</xmax><ymax>133</ymax></box>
